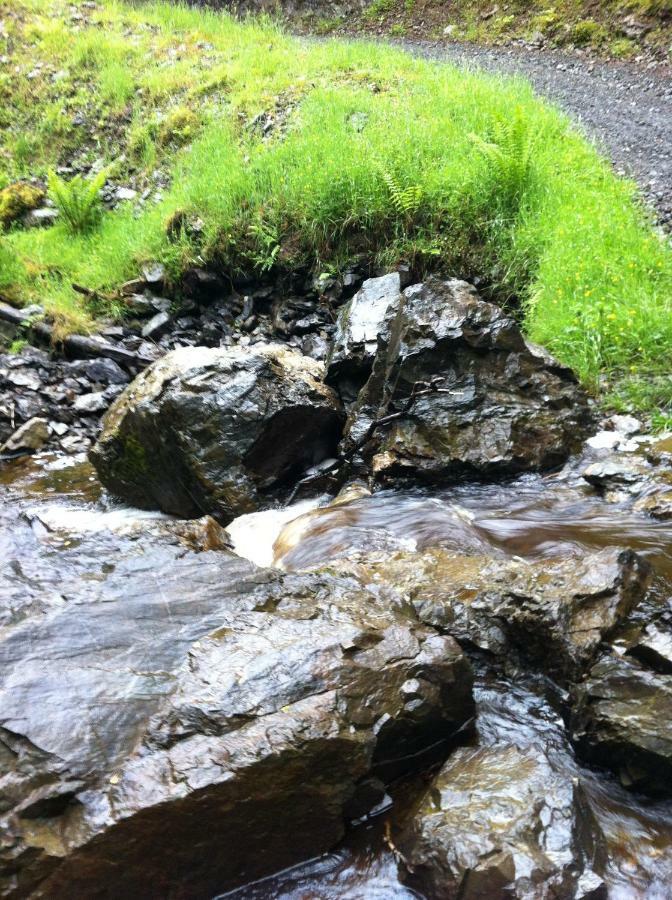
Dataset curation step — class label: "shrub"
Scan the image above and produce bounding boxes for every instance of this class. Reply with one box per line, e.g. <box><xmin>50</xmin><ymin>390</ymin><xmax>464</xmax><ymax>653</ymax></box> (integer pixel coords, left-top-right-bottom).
<box><xmin>47</xmin><ymin>169</ymin><xmax>107</xmax><ymax>234</ymax></box>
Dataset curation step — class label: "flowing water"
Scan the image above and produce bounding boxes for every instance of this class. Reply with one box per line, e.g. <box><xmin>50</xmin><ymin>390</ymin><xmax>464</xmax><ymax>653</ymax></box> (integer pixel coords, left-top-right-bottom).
<box><xmin>3</xmin><ymin>448</ymin><xmax>672</xmax><ymax>898</ymax></box>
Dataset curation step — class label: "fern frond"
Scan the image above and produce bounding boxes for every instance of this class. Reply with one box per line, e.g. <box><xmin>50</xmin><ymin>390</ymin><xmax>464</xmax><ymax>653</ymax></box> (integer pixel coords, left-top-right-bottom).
<box><xmin>382</xmin><ymin>171</ymin><xmax>423</xmax><ymax>226</ymax></box>
<box><xmin>47</xmin><ymin>168</ymin><xmax>108</xmax><ymax>234</ymax></box>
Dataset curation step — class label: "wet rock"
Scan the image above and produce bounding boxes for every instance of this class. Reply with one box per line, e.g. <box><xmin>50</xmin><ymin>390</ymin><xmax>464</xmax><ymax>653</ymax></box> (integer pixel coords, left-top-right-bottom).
<box><xmin>21</xmin><ymin>207</ymin><xmax>59</xmax><ymax>228</ymax></box>
<box><xmin>627</xmin><ymin>618</ymin><xmax>672</xmax><ymax>674</ymax></box>
<box><xmin>73</xmin><ymin>391</ymin><xmax>108</xmax><ymax>415</ymax></box>
<box><xmin>606</xmin><ymin>414</ymin><xmax>642</xmax><ymax>436</ymax></box>
<box><xmin>0</xmin><ymin>529</ymin><xmax>474</xmax><ymax>897</ymax></box>
<box><xmin>141</xmin><ymin>262</ymin><xmax>165</xmax><ymax>285</ymax></box>
<box><xmin>369</xmin><ymin>547</ymin><xmax>650</xmax><ymax>682</ymax></box>
<box><xmin>326</xmin><ymin>272</ymin><xmax>402</xmax><ymax>394</ymax></box>
<box><xmin>397</xmin><ymin>742</ymin><xmax>606</xmax><ymax>899</ymax></box>
<box><xmin>582</xmin><ymin>458</ymin><xmax>650</xmax><ymax>492</ymax></box>
<box><xmin>141</xmin><ymin>310</ymin><xmax>172</xmax><ymax>340</ymax></box>
<box><xmin>81</xmin><ymin>357</ymin><xmax>129</xmax><ymax>385</ymax></box>
<box><xmin>4</xmin><ymin>369</ymin><xmax>41</xmax><ymax>391</ymax></box>
<box><xmin>634</xmin><ymin>488</ymin><xmax>672</xmax><ymax>520</ymax></box>
<box><xmin>0</xmin><ymin>417</ymin><xmax>50</xmax><ymax>454</ymax></box>
<box><xmin>181</xmin><ymin>266</ymin><xmax>226</xmax><ymax>302</ymax></box>
<box><xmin>328</xmin><ymin>276</ymin><xmax>593</xmax><ymax>483</ymax></box>
<box><xmin>571</xmin><ymin>653</ymin><xmax>672</xmax><ymax>796</ymax></box>
<box><xmin>89</xmin><ymin>344</ymin><xmax>345</xmax><ymax>520</ymax></box>
<box><xmin>115</xmin><ymin>186</ymin><xmax>137</xmax><ymax>202</ymax></box>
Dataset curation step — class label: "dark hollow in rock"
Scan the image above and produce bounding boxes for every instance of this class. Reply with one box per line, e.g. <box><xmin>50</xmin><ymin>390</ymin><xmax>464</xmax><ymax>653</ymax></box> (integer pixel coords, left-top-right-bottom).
<box><xmin>327</xmin><ymin>274</ymin><xmax>594</xmax><ymax>483</ymax></box>
<box><xmin>89</xmin><ymin>344</ymin><xmax>344</xmax><ymax>520</ymax></box>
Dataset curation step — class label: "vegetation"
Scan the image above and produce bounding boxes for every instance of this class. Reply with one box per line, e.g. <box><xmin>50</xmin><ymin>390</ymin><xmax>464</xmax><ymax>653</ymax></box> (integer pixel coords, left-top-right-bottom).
<box><xmin>0</xmin><ymin>182</ymin><xmax>45</xmax><ymax>229</ymax></box>
<box><xmin>346</xmin><ymin>0</ymin><xmax>672</xmax><ymax>60</ymax></box>
<box><xmin>0</xmin><ymin>0</ymin><xmax>671</xmax><ymax>416</ymax></box>
<box><xmin>47</xmin><ymin>169</ymin><xmax>107</xmax><ymax>234</ymax></box>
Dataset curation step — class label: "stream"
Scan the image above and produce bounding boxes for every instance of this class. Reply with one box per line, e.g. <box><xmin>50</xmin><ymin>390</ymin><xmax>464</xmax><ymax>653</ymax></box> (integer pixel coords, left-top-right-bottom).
<box><xmin>2</xmin><ymin>446</ymin><xmax>672</xmax><ymax>898</ymax></box>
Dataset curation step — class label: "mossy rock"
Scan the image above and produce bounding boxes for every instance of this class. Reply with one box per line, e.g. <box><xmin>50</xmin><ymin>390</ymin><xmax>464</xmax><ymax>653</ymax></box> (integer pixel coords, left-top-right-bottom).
<box><xmin>0</xmin><ymin>182</ymin><xmax>45</xmax><ymax>229</ymax></box>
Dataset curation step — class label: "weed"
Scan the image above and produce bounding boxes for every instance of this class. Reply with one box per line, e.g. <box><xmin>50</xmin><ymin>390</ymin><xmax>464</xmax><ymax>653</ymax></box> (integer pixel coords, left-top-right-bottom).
<box><xmin>382</xmin><ymin>171</ymin><xmax>423</xmax><ymax>228</ymax></box>
<box><xmin>364</xmin><ymin>0</ymin><xmax>396</xmax><ymax>20</ymax></box>
<box><xmin>158</xmin><ymin>107</ymin><xmax>201</xmax><ymax>147</ymax></box>
<box><xmin>470</xmin><ymin>108</ymin><xmax>536</xmax><ymax>213</ymax></box>
<box><xmin>47</xmin><ymin>169</ymin><xmax>108</xmax><ymax>234</ymax></box>
<box><xmin>570</xmin><ymin>19</ymin><xmax>608</xmax><ymax>46</ymax></box>
<box><xmin>8</xmin><ymin>338</ymin><xmax>28</xmax><ymax>354</ymax></box>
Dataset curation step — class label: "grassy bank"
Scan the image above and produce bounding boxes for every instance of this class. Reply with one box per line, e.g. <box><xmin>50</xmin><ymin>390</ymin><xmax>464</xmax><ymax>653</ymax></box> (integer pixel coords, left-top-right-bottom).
<box><xmin>321</xmin><ymin>0</ymin><xmax>672</xmax><ymax>61</ymax></box>
<box><xmin>1</xmin><ymin>0</ymin><xmax>671</xmax><ymax>417</ymax></box>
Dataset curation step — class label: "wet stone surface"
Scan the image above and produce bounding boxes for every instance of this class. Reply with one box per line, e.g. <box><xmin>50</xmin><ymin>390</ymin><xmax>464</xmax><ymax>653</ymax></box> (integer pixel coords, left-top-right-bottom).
<box><xmin>0</xmin><ymin>456</ymin><xmax>474</xmax><ymax>898</ymax></box>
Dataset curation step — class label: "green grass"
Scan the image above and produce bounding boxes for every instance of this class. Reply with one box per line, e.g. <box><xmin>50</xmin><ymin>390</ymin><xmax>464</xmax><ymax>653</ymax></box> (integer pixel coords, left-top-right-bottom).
<box><xmin>1</xmin><ymin>0</ymin><xmax>671</xmax><ymax>416</ymax></box>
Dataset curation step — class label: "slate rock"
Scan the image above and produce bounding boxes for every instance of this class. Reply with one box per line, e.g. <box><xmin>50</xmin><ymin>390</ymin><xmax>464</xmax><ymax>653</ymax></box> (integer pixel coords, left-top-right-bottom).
<box><xmin>0</xmin><ymin>521</ymin><xmax>474</xmax><ymax>897</ymax></box>
<box><xmin>571</xmin><ymin>653</ymin><xmax>672</xmax><ymax>796</ymax></box>
<box><xmin>90</xmin><ymin>344</ymin><xmax>345</xmax><ymax>521</ymax></box>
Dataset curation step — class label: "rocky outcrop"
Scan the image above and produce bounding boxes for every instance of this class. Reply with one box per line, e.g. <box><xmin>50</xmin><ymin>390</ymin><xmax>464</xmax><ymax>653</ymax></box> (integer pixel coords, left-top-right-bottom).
<box><xmin>397</xmin><ymin>742</ymin><xmax>606</xmax><ymax>899</ymax></box>
<box><xmin>327</xmin><ymin>275</ymin><xmax>593</xmax><ymax>482</ymax></box>
<box><xmin>0</xmin><ymin>512</ymin><xmax>474</xmax><ymax>898</ymax></box>
<box><xmin>90</xmin><ymin>344</ymin><xmax>344</xmax><ymax>520</ymax></box>
<box><xmin>342</xmin><ymin>546</ymin><xmax>650</xmax><ymax>683</ymax></box>
<box><xmin>571</xmin><ymin>652</ymin><xmax>672</xmax><ymax>796</ymax></box>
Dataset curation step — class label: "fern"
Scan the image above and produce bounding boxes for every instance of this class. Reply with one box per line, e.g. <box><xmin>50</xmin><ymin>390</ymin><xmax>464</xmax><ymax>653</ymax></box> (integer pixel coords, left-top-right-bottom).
<box><xmin>248</xmin><ymin>219</ymin><xmax>281</xmax><ymax>272</ymax></box>
<box><xmin>382</xmin><ymin>171</ymin><xmax>423</xmax><ymax>227</ymax></box>
<box><xmin>47</xmin><ymin>168</ymin><xmax>108</xmax><ymax>234</ymax></box>
<box><xmin>470</xmin><ymin>108</ymin><xmax>535</xmax><ymax>211</ymax></box>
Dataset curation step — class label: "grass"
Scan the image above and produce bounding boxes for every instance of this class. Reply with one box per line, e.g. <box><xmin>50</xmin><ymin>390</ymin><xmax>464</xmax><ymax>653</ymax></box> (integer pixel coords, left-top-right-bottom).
<box><xmin>0</xmin><ymin>0</ymin><xmax>671</xmax><ymax>418</ymax></box>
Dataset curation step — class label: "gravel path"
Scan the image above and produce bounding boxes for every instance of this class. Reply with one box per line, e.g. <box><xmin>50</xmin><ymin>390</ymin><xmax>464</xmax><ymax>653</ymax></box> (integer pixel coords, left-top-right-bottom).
<box><xmin>403</xmin><ymin>41</ymin><xmax>672</xmax><ymax>226</ymax></box>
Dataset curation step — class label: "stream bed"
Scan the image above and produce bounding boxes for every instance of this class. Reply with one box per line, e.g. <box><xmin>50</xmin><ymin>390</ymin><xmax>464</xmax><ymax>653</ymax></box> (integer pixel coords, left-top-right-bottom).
<box><xmin>2</xmin><ymin>446</ymin><xmax>672</xmax><ymax>898</ymax></box>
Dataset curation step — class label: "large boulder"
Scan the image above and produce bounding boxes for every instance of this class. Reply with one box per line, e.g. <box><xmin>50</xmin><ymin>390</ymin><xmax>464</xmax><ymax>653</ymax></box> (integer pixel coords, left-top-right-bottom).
<box><xmin>571</xmin><ymin>652</ymin><xmax>672</xmax><ymax>796</ymax></box>
<box><xmin>0</xmin><ymin>512</ymin><xmax>474</xmax><ymax>898</ymax></box>
<box><xmin>327</xmin><ymin>275</ymin><xmax>594</xmax><ymax>483</ymax></box>
<box><xmin>396</xmin><ymin>742</ymin><xmax>606</xmax><ymax>899</ymax></box>
<box><xmin>302</xmin><ymin>545</ymin><xmax>649</xmax><ymax>684</ymax></box>
<box><xmin>90</xmin><ymin>344</ymin><xmax>344</xmax><ymax>520</ymax></box>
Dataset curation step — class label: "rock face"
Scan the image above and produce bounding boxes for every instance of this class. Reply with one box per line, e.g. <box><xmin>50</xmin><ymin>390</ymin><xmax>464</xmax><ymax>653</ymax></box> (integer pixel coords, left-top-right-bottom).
<box><xmin>353</xmin><ymin>547</ymin><xmax>650</xmax><ymax>683</ymax></box>
<box><xmin>90</xmin><ymin>344</ymin><xmax>344</xmax><ymax>520</ymax></box>
<box><xmin>397</xmin><ymin>742</ymin><xmax>605</xmax><ymax>899</ymax></box>
<box><xmin>0</xmin><ymin>514</ymin><xmax>474</xmax><ymax>898</ymax></box>
<box><xmin>571</xmin><ymin>652</ymin><xmax>672</xmax><ymax>796</ymax></box>
<box><xmin>327</xmin><ymin>275</ymin><xmax>593</xmax><ymax>482</ymax></box>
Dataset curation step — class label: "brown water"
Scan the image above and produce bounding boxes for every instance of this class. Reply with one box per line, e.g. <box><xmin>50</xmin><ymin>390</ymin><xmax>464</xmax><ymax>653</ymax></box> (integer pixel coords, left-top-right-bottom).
<box><xmin>3</xmin><ymin>451</ymin><xmax>672</xmax><ymax>898</ymax></box>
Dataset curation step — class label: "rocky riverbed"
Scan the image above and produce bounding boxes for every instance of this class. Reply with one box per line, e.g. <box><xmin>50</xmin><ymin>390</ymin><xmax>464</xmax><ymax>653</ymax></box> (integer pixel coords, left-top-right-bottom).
<box><xmin>2</xmin><ymin>272</ymin><xmax>672</xmax><ymax>897</ymax></box>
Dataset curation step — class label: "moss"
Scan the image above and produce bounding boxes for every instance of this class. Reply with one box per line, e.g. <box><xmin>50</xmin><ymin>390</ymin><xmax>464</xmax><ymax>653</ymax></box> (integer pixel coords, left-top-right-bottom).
<box><xmin>114</xmin><ymin>433</ymin><xmax>150</xmax><ymax>482</ymax></box>
<box><xmin>0</xmin><ymin>183</ymin><xmax>45</xmax><ymax>229</ymax></box>
<box><xmin>569</xmin><ymin>18</ymin><xmax>609</xmax><ymax>46</ymax></box>
<box><xmin>158</xmin><ymin>107</ymin><xmax>201</xmax><ymax>148</ymax></box>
